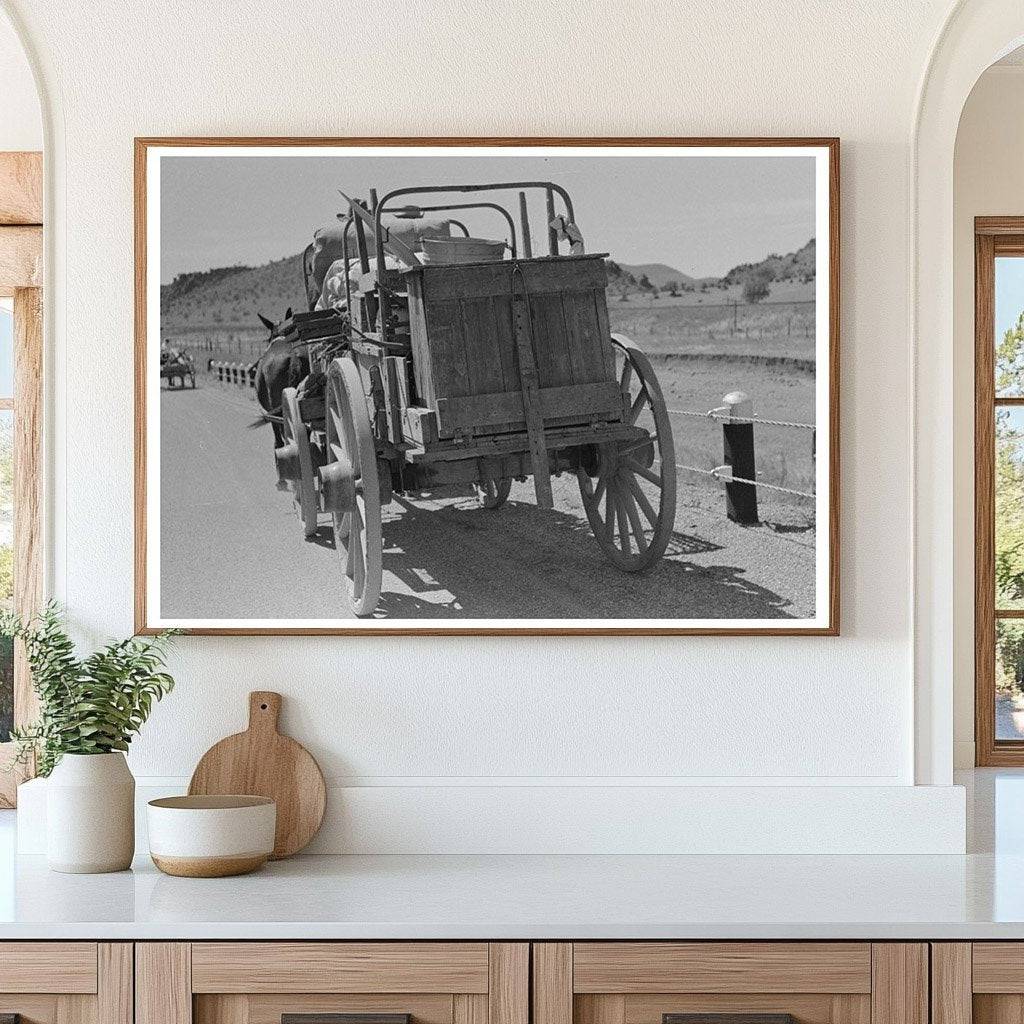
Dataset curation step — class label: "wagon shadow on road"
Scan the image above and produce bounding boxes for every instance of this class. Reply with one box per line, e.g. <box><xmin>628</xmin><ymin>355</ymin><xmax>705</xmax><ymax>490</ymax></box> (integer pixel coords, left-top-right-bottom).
<box><xmin>371</xmin><ymin>496</ymin><xmax>797</xmax><ymax>621</ymax></box>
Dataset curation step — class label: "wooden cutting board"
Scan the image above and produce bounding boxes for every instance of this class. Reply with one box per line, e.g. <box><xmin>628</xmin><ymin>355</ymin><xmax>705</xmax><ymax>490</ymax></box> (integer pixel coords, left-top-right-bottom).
<box><xmin>188</xmin><ymin>691</ymin><xmax>326</xmax><ymax>859</ymax></box>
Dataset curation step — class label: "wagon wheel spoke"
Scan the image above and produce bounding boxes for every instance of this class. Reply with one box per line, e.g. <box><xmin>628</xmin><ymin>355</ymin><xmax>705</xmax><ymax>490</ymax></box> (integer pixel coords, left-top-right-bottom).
<box><xmin>603</xmin><ymin>479</ymin><xmax>618</xmax><ymax>547</ymax></box>
<box><xmin>621</xmin><ymin>468</ymin><xmax>658</xmax><ymax>529</ymax></box>
<box><xmin>628</xmin><ymin>387</ymin><xmax>650</xmax><ymax>425</ymax></box>
<box><xmin>592</xmin><ymin>473</ymin><xmax>608</xmax><ymax>508</ymax></box>
<box><xmin>623</xmin><ymin>456</ymin><xmax>662</xmax><ymax>488</ymax></box>
<box><xmin>618</xmin><ymin>478</ymin><xmax>649</xmax><ymax>553</ymax></box>
<box><xmin>614</xmin><ymin>489</ymin><xmax>633</xmax><ymax>556</ymax></box>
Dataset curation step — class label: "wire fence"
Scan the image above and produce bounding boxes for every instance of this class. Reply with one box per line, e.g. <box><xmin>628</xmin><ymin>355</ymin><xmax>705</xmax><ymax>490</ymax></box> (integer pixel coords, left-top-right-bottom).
<box><xmin>666</xmin><ymin>399</ymin><xmax>818</xmax><ymax>506</ymax></box>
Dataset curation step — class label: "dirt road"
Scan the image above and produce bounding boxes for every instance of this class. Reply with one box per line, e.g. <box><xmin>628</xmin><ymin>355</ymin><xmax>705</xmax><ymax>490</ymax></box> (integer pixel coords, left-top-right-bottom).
<box><xmin>159</xmin><ymin>380</ymin><xmax>815</xmax><ymax>622</ymax></box>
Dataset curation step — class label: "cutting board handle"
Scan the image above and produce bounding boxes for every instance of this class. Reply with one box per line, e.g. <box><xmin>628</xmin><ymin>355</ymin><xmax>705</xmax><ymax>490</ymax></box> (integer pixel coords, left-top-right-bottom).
<box><xmin>248</xmin><ymin>691</ymin><xmax>282</xmax><ymax>734</ymax></box>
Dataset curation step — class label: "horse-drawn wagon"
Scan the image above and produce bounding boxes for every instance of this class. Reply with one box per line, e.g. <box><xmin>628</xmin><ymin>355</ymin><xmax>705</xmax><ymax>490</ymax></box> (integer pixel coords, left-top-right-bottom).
<box><xmin>160</xmin><ymin>344</ymin><xmax>196</xmax><ymax>389</ymax></box>
<box><xmin>270</xmin><ymin>180</ymin><xmax>677</xmax><ymax>616</ymax></box>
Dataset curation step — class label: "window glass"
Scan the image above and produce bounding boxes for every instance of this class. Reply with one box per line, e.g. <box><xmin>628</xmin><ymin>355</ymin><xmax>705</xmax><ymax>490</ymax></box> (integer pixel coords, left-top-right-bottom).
<box><xmin>997</xmin><ymin>619</ymin><xmax>1024</xmax><ymax>740</ymax></box>
<box><xmin>997</xmin><ymin>406</ymin><xmax>1024</xmax><ymax>610</ymax></box>
<box><xmin>996</xmin><ymin>257</ymin><xmax>1024</xmax><ymax>396</ymax></box>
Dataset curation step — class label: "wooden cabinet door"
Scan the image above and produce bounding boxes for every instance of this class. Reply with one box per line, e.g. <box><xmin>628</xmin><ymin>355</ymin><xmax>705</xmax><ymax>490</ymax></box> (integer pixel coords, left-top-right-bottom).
<box><xmin>933</xmin><ymin>943</ymin><xmax>1024</xmax><ymax>1024</ymax></box>
<box><xmin>534</xmin><ymin>943</ymin><xmax>928</xmax><ymax>1024</ymax></box>
<box><xmin>0</xmin><ymin>943</ymin><xmax>132</xmax><ymax>1024</ymax></box>
<box><xmin>137</xmin><ymin>943</ymin><xmax>528</xmax><ymax>1024</ymax></box>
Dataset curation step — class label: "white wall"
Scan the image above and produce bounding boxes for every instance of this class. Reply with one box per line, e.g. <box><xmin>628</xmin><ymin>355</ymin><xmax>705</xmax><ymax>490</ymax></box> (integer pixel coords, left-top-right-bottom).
<box><xmin>952</xmin><ymin>65</ymin><xmax>1024</xmax><ymax>767</ymax></box>
<box><xmin>0</xmin><ymin>8</ymin><xmax>39</xmax><ymax>151</ymax></box>
<box><xmin>0</xmin><ymin>0</ymin><xmax>972</xmax><ymax>852</ymax></box>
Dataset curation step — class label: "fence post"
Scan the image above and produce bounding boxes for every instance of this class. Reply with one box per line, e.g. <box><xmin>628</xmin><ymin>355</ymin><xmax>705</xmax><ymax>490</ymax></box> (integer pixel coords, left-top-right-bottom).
<box><xmin>722</xmin><ymin>390</ymin><xmax>759</xmax><ymax>525</ymax></box>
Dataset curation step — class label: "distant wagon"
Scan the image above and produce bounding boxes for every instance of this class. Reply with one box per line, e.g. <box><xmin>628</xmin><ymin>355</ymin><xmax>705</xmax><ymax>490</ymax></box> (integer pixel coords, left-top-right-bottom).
<box><xmin>160</xmin><ymin>344</ymin><xmax>196</xmax><ymax>390</ymax></box>
<box><xmin>271</xmin><ymin>180</ymin><xmax>677</xmax><ymax>616</ymax></box>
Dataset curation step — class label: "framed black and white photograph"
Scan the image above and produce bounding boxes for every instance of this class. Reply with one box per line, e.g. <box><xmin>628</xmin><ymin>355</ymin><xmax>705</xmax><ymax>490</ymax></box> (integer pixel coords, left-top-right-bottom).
<box><xmin>135</xmin><ymin>138</ymin><xmax>838</xmax><ymax>635</ymax></box>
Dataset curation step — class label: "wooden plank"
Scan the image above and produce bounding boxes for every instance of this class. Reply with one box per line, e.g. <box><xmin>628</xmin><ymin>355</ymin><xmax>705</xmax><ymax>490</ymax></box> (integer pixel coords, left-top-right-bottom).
<box><xmin>510</xmin><ymin>283</ymin><xmax>553</xmax><ymax>507</ymax></box>
<box><xmin>0</xmin><ymin>943</ymin><xmax>98</xmax><ymax>993</ymax></box>
<box><xmin>428</xmin><ymin>301</ymin><xmax>472</xmax><ymax>410</ymax></box>
<box><xmin>534</xmin><ymin>944</ymin><xmax>573</xmax><ymax>1024</ymax></box>
<box><xmin>437</xmin><ymin>381</ymin><xmax>621</xmax><ymax>433</ymax></box>
<box><xmin>931</xmin><ymin>945</ymin><xmax>971</xmax><ymax>1024</ymax></box>
<box><xmin>406</xmin><ymin>420</ymin><xmax>643</xmax><ymax>464</ymax></box>
<box><xmin>489</xmin><ymin>943</ymin><xmax>528</xmax><ymax>1024</ymax></box>
<box><xmin>831</xmin><ymin>996</ymin><xmax>872</xmax><ymax>1024</ymax></box>
<box><xmin>972</xmin><ymin>943</ymin><xmax>1024</xmax><ymax>991</ymax></box>
<box><xmin>573</xmin><ymin>943</ymin><xmax>872</xmax><ymax>994</ymax></box>
<box><xmin>530</xmin><ymin>292</ymin><xmax>574</xmax><ymax>390</ymax></box>
<box><xmin>0</xmin><ymin>226</ymin><xmax>42</xmax><ymax>289</ymax></box>
<box><xmin>454</xmin><ymin>995</ymin><xmax>488</xmax><ymax>1024</ymax></box>
<box><xmin>870</xmin><ymin>945</ymin><xmax>928</xmax><ymax>1024</ymax></box>
<box><xmin>0</xmin><ymin>152</ymin><xmax>42</xmax><ymax>224</ymax></box>
<box><xmin>136</xmin><ymin>943</ymin><xmax>191</xmax><ymax>1024</ymax></box>
<box><xmin>576</xmin><ymin>996</ymin><xmax>625</xmax><ymax>1024</ymax></box>
<box><xmin>424</xmin><ymin>255</ymin><xmax>606</xmax><ymax>302</ymax></box>
<box><xmin>192</xmin><ymin>943</ymin><xmax>489</xmax><ymax>994</ymax></box>
<box><xmin>406</xmin><ymin>274</ymin><xmax>434</xmax><ymax>407</ymax></box>
<box><xmin>98</xmin><ymin>945</ymin><xmax>133</xmax><ymax>1024</ymax></box>
<box><xmin>56</xmin><ymin>995</ymin><xmax>95</xmax><ymax>1024</ymax></box>
<box><xmin>404</xmin><ymin>406</ymin><xmax>439</xmax><ymax>446</ymax></box>
<box><xmin>462</xmin><ymin>295</ymin><xmax>509</xmax><ymax>434</ymax></box>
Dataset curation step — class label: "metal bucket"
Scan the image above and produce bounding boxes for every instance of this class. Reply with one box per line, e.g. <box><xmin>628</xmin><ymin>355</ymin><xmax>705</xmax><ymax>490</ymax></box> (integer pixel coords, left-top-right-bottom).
<box><xmin>420</xmin><ymin>237</ymin><xmax>507</xmax><ymax>264</ymax></box>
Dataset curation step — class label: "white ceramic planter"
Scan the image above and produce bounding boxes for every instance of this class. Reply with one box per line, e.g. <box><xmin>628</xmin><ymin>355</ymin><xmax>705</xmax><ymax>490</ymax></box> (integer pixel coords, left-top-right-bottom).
<box><xmin>46</xmin><ymin>752</ymin><xmax>135</xmax><ymax>873</ymax></box>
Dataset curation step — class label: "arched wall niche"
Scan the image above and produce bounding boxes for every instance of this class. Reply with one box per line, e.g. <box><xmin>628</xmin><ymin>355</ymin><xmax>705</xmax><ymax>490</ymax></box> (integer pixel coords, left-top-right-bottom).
<box><xmin>914</xmin><ymin>0</ymin><xmax>1024</xmax><ymax>784</ymax></box>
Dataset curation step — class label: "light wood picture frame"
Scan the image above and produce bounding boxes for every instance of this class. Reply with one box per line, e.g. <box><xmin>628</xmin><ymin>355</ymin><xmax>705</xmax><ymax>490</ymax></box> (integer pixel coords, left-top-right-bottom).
<box><xmin>135</xmin><ymin>137</ymin><xmax>839</xmax><ymax>636</ymax></box>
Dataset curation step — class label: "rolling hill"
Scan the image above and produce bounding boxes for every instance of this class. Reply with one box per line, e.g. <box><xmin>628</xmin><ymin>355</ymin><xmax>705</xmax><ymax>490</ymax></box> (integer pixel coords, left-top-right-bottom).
<box><xmin>160</xmin><ymin>238</ymin><xmax>816</xmax><ymax>331</ymax></box>
<box><xmin>617</xmin><ymin>263</ymin><xmax>697</xmax><ymax>290</ymax></box>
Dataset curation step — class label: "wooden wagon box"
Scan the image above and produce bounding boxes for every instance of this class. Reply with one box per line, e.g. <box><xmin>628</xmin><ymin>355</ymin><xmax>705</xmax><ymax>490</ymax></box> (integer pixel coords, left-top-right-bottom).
<box><xmin>404</xmin><ymin>254</ymin><xmax>624</xmax><ymax>440</ymax></box>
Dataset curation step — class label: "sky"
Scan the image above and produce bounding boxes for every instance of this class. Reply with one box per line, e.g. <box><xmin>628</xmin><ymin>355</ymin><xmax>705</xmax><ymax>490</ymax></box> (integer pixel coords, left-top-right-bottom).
<box><xmin>158</xmin><ymin>151</ymin><xmax>816</xmax><ymax>284</ymax></box>
<box><xmin>997</xmin><ymin>257</ymin><xmax>1024</xmax><ymax>340</ymax></box>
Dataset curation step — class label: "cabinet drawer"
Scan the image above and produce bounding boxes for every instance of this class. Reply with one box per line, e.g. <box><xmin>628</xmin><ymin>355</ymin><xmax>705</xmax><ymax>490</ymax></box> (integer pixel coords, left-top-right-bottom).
<box><xmin>572</xmin><ymin>943</ymin><xmax>872</xmax><ymax>994</ymax></box>
<box><xmin>191</xmin><ymin>943</ymin><xmax>490</xmax><ymax>993</ymax></box>
<box><xmin>0</xmin><ymin>942</ymin><xmax>98</xmax><ymax>993</ymax></box>
<box><xmin>139</xmin><ymin>942</ymin><xmax>528</xmax><ymax>1024</ymax></box>
<box><xmin>0</xmin><ymin>943</ymin><xmax>130</xmax><ymax>1024</ymax></box>
<box><xmin>933</xmin><ymin>943</ymin><xmax>1024</xmax><ymax>1024</ymax></box>
<box><xmin>534</xmin><ymin>943</ymin><xmax>926</xmax><ymax>1024</ymax></box>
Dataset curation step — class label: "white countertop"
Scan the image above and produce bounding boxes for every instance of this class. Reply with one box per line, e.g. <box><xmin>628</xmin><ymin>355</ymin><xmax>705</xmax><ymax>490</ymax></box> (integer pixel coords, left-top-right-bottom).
<box><xmin>1</xmin><ymin>848</ymin><xmax>1023</xmax><ymax>940</ymax></box>
<box><xmin>1</xmin><ymin>769</ymin><xmax>1021</xmax><ymax>941</ymax></box>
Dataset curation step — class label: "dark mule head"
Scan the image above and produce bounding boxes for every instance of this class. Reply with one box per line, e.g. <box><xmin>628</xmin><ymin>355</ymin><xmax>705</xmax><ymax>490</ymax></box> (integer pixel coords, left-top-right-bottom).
<box><xmin>257</xmin><ymin>307</ymin><xmax>292</xmax><ymax>342</ymax></box>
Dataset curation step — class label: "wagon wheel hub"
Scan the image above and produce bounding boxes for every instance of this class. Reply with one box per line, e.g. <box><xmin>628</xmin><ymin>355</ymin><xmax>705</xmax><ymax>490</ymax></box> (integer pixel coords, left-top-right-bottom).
<box><xmin>274</xmin><ymin>441</ymin><xmax>300</xmax><ymax>484</ymax></box>
<box><xmin>318</xmin><ymin>455</ymin><xmax>358</xmax><ymax>513</ymax></box>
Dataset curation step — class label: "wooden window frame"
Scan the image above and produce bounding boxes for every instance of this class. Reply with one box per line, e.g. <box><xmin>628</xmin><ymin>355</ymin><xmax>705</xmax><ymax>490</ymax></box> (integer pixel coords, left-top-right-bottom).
<box><xmin>0</xmin><ymin>151</ymin><xmax>43</xmax><ymax>806</ymax></box>
<box><xmin>975</xmin><ymin>217</ymin><xmax>1024</xmax><ymax>765</ymax></box>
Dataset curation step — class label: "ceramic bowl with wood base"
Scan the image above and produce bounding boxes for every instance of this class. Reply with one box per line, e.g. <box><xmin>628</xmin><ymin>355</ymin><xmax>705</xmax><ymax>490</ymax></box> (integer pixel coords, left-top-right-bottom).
<box><xmin>147</xmin><ymin>795</ymin><xmax>276</xmax><ymax>877</ymax></box>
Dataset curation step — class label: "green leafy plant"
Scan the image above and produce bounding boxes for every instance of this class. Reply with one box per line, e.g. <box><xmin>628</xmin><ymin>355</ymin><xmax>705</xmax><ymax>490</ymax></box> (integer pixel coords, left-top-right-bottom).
<box><xmin>0</xmin><ymin>603</ymin><xmax>178</xmax><ymax>776</ymax></box>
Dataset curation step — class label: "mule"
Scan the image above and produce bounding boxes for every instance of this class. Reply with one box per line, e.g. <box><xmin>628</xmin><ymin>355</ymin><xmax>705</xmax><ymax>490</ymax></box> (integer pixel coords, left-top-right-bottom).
<box><xmin>252</xmin><ymin>308</ymin><xmax>310</xmax><ymax>449</ymax></box>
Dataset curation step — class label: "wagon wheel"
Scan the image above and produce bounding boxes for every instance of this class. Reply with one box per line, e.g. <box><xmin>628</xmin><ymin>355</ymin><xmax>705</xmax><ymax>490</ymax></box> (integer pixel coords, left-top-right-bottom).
<box><xmin>577</xmin><ymin>333</ymin><xmax>676</xmax><ymax>571</ymax></box>
<box><xmin>475</xmin><ymin>478</ymin><xmax>512</xmax><ymax>509</ymax></box>
<box><xmin>281</xmin><ymin>387</ymin><xmax>318</xmax><ymax>539</ymax></box>
<box><xmin>321</xmin><ymin>356</ymin><xmax>383</xmax><ymax>616</ymax></box>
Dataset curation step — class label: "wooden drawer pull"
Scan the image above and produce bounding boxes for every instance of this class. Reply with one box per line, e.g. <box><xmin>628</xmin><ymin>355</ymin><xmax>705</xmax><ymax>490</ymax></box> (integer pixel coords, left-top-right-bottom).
<box><xmin>283</xmin><ymin>1016</ymin><xmax>411</xmax><ymax>1024</ymax></box>
<box><xmin>665</xmin><ymin>1016</ymin><xmax>797</xmax><ymax>1024</ymax></box>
